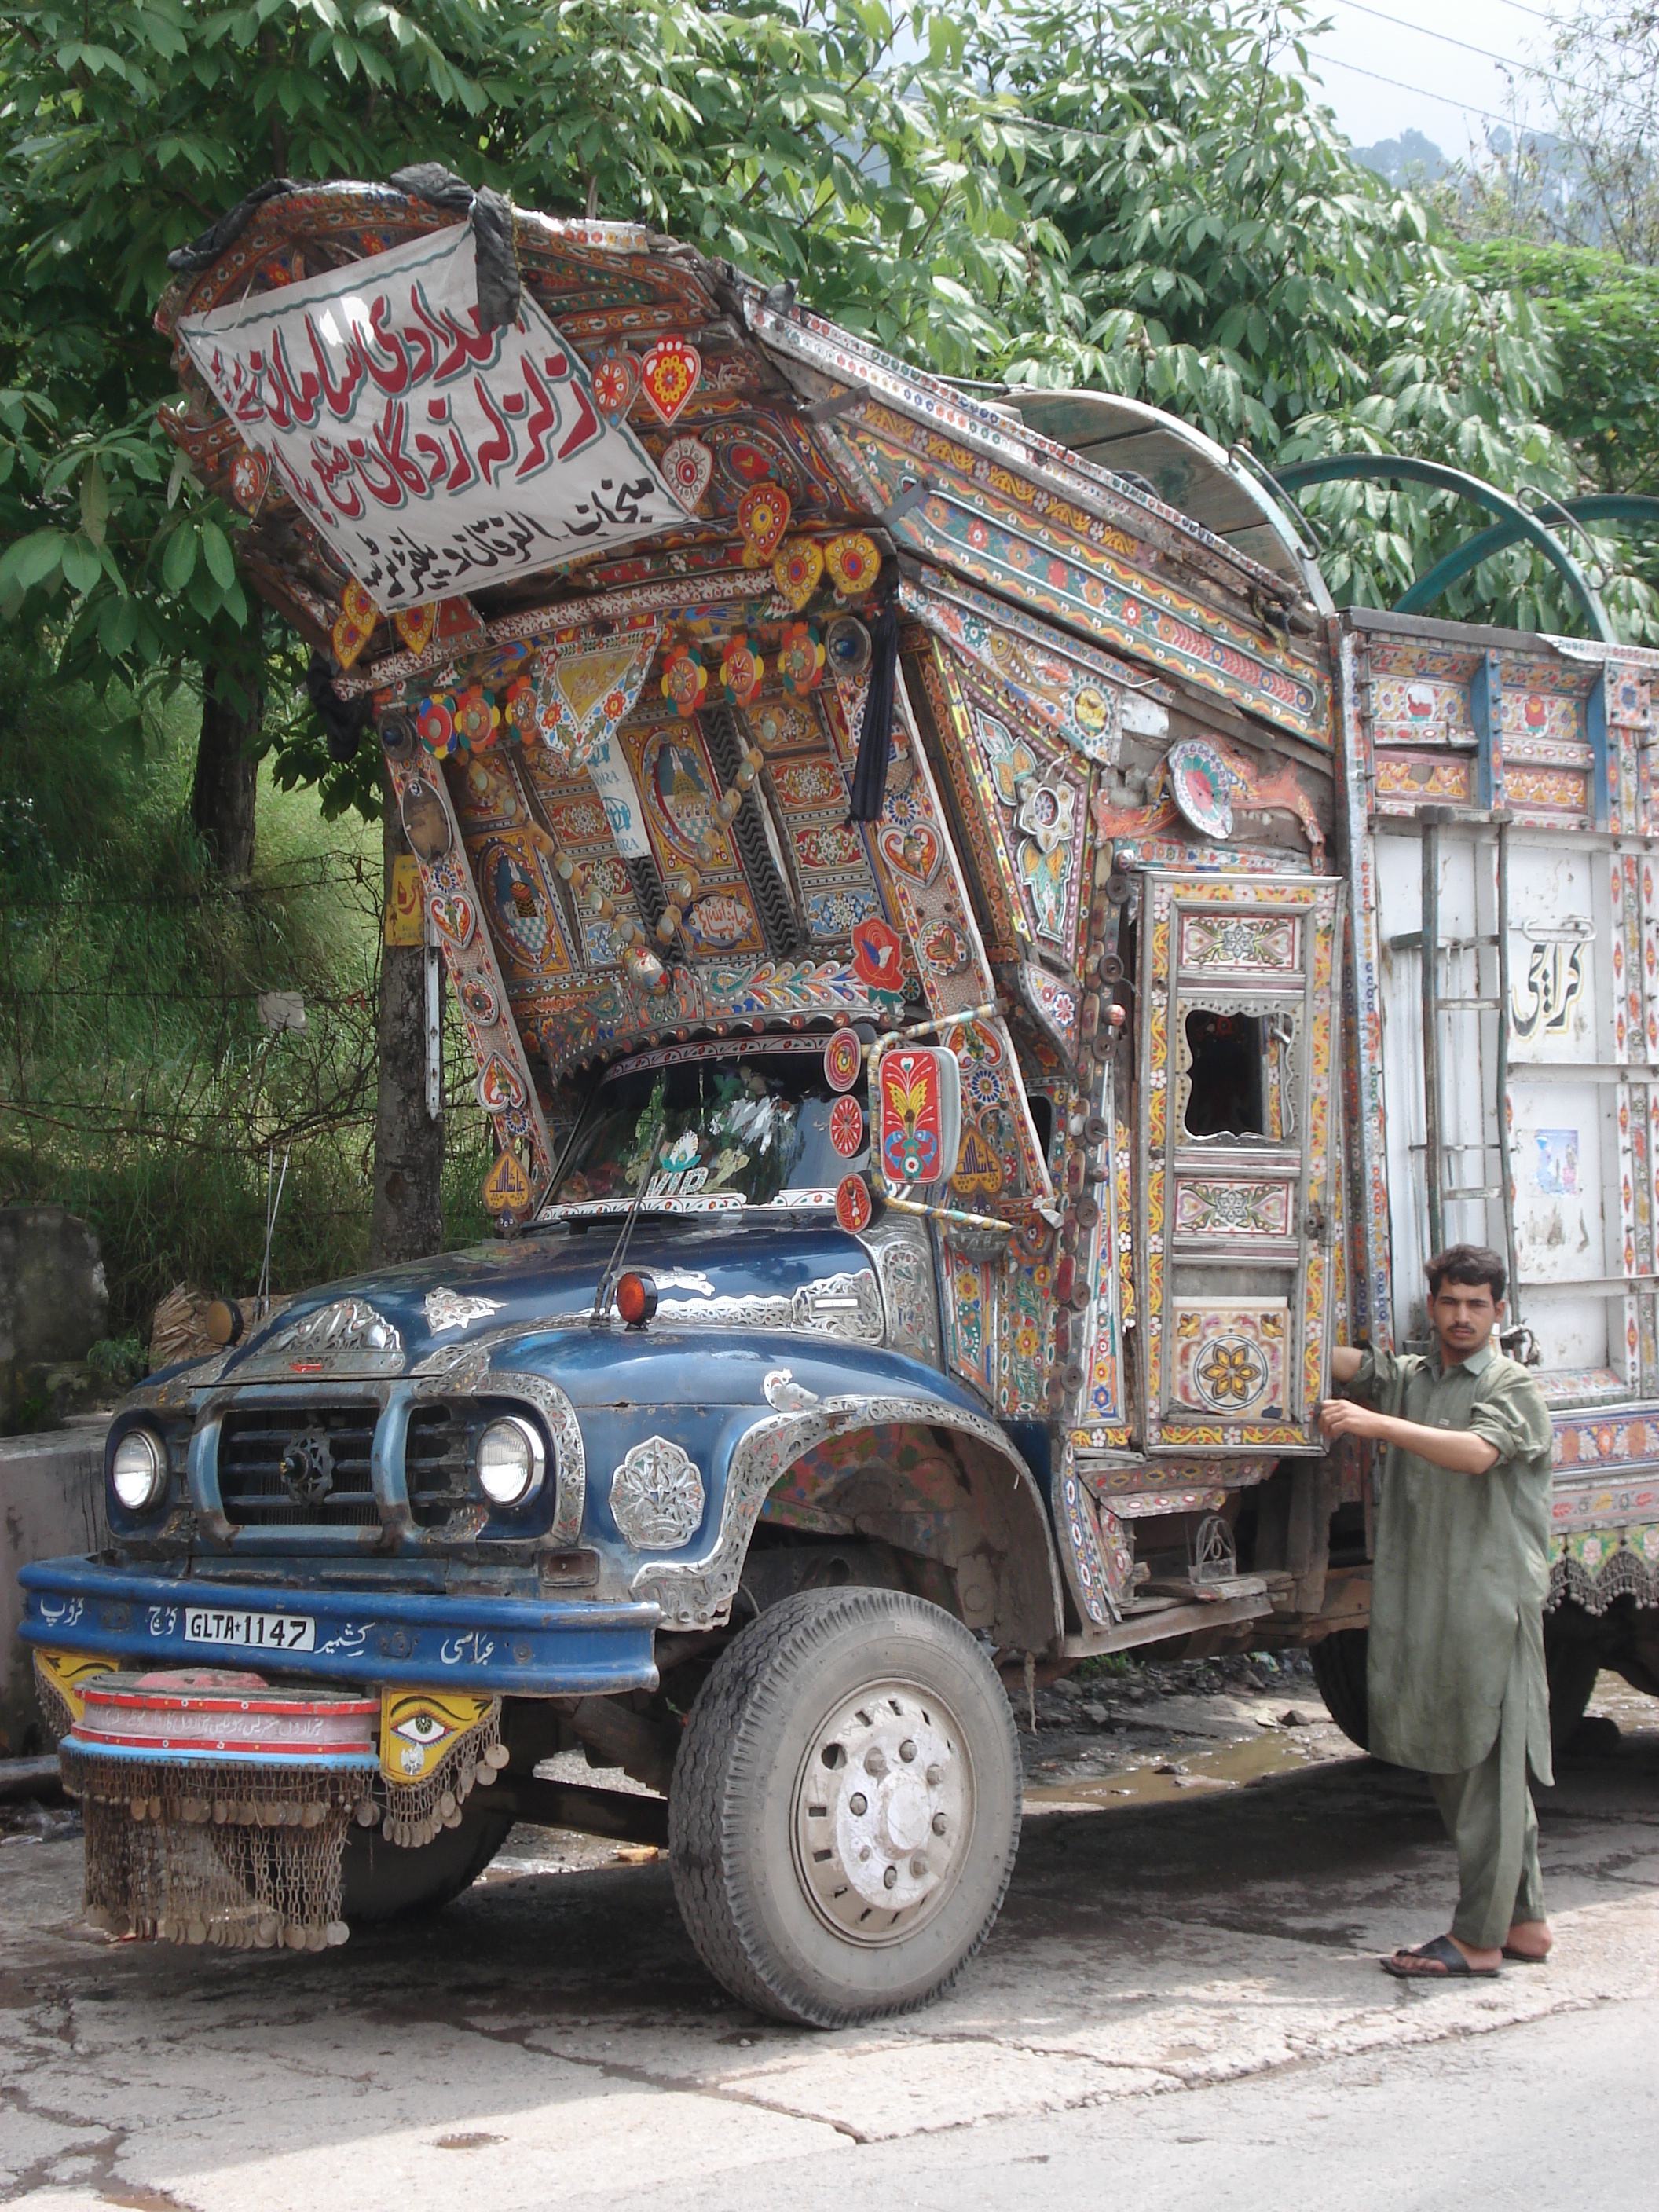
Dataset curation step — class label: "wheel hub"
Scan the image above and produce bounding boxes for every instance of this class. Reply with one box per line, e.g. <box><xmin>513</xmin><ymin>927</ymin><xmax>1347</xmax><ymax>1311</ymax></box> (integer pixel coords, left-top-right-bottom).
<box><xmin>793</xmin><ymin>1679</ymin><xmax>972</xmax><ymax>1944</ymax></box>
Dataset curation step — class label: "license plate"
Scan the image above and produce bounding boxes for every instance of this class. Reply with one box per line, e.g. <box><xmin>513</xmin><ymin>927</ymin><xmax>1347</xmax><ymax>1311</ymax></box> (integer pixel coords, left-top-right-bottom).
<box><xmin>184</xmin><ymin>1608</ymin><xmax>316</xmax><ymax>1654</ymax></box>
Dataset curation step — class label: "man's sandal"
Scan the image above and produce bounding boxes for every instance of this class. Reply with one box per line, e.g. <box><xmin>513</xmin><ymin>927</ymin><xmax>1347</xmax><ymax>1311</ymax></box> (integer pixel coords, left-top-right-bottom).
<box><xmin>1382</xmin><ymin>1934</ymin><xmax>1500</xmax><ymax>1979</ymax></box>
<box><xmin>1500</xmin><ymin>1944</ymin><xmax>1549</xmax><ymax>1965</ymax></box>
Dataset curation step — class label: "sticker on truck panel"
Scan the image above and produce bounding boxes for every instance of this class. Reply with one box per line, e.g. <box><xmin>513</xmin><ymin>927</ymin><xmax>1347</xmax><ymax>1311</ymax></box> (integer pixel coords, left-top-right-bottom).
<box><xmin>34</xmin><ymin>1650</ymin><xmax>109</xmax><ymax>1723</ymax></box>
<box><xmin>184</xmin><ymin>1609</ymin><xmax>316</xmax><ymax>1653</ymax></box>
<box><xmin>379</xmin><ymin>1690</ymin><xmax>496</xmax><ymax>1782</ymax></box>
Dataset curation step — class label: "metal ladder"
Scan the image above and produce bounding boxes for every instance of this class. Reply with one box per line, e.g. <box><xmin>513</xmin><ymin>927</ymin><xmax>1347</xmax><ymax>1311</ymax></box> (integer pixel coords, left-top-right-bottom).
<box><xmin>1393</xmin><ymin>808</ymin><xmax>1522</xmax><ymax>1317</ymax></box>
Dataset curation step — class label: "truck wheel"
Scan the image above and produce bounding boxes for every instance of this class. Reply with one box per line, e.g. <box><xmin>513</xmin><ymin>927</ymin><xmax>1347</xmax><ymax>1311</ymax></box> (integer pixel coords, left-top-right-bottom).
<box><xmin>1545</xmin><ymin>1635</ymin><xmax>1601</xmax><ymax>1752</ymax></box>
<box><xmin>1309</xmin><ymin>1627</ymin><xmax>1370</xmax><ymax>1750</ymax></box>
<box><xmin>340</xmin><ymin>1799</ymin><xmax>514</xmax><ymax>1923</ymax></box>
<box><xmin>669</xmin><ymin>1587</ymin><xmax>1021</xmax><ymax>2028</ymax></box>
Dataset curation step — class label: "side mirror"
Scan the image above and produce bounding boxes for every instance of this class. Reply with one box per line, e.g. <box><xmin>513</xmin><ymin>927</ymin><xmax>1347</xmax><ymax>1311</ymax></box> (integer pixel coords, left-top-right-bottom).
<box><xmin>876</xmin><ymin>1046</ymin><xmax>962</xmax><ymax>1192</ymax></box>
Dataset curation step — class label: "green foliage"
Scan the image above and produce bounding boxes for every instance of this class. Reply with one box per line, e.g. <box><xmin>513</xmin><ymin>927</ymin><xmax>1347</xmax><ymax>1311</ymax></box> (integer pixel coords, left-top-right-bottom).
<box><xmin>0</xmin><ymin>640</ymin><xmax>486</xmax><ymax>1331</ymax></box>
<box><xmin>5</xmin><ymin>0</ymin><xmax>1659</xmax><ymax>709</ymax></box>
<box><xmin>966</xmin><ymin>0</ymin><xmax>1658</xmax><ymax>639</ymax></box>
<box><xmin>1458</xmin><ymin>239</ymin><xmax>1659</xmax><ymax>499</ymax></box>
<box><xmin>0</xmin><ymin>0</ymin><xmax>1056</xmax><ymax>815</ymax></box>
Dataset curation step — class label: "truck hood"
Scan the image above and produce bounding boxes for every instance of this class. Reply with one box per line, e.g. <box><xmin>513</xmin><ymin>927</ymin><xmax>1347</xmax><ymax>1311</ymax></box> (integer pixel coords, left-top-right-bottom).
<box><xmin>208</xmin><ymin>1216</ymin><xmax>892</xmax><ymax>1383</ymax></box>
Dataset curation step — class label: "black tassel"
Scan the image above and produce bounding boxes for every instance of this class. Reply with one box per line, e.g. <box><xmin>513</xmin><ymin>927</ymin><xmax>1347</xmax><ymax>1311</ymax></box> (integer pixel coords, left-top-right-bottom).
<box><xmin>307</xmin><ymin>650</ymin><xmax>372</xmax><ymax>763</ymax></box>
<box><xmin>390</xmin><ymin>164</ymin><xmax>522</xmax><ymax>332</ymax></box>
<box><xmin>848</xmin><ymin>599</ymin><xmax>899</xmax><ymax>824</ymax></box>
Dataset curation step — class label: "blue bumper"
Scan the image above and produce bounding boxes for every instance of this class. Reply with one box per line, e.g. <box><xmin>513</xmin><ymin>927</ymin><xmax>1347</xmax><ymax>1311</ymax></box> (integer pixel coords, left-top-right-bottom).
<box><xmin>19</xmin><ymin>1557</ymin><xmax>660</xmax><ymax>1696</ymax></box>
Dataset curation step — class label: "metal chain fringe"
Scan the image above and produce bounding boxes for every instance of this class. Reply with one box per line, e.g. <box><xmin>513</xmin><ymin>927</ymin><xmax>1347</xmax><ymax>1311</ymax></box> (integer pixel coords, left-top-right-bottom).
<box><xmin>61</xmin><ymin>1747</ymin><xmax>366</xmax><ymax>1950</ymax></box>
<box><xmin>375</xmin><ymin>1704</ymin><xmax>508</xmax><ymax>1849</ymax></box>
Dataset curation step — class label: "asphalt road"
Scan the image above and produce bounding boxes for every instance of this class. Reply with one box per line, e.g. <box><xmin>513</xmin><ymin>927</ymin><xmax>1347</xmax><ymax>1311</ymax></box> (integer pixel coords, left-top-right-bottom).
<box><xmin>2</xmin><ymin>1666</ymin><xmax>1656</xmax><ymax>2212</ymax></box>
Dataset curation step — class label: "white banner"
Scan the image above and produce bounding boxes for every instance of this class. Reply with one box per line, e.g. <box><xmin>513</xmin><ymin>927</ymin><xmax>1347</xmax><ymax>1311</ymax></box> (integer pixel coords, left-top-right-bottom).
<box><xmin>584</xmin><ymin>734</ymin><xmax>651</xmax><ymax>859</ymax></box>
<box><xmin>178</xmin><ymin>225</ymin><xmax>678</xmax><ymax>610</ymax></box>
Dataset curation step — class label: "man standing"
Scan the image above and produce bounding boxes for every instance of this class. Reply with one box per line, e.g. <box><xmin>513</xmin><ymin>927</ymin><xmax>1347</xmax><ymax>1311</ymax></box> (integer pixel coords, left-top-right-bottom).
<box><xmin>1320</xmin><ymin>1243</ymin><xmax>1556</xmax><ymax>1979</ymax></box>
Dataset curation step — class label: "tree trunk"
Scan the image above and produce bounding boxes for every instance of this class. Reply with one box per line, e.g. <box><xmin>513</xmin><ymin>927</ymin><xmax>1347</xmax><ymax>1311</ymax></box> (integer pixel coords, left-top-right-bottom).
<box><xmin>193</xmin><ymin>605</ymin><xmax>263</xmax><ymax>877</ymax></box>
<box><xmin>370</xmin><ymin>768</ymin><xmax>444</xmax><ymax>1264</ymax></box>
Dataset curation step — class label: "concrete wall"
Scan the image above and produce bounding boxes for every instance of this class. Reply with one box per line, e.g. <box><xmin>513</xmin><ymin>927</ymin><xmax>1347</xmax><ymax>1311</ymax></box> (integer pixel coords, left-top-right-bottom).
<box><xmin>1</xmin><ymin>1418</ymin><xmax>108</xmax><ymax>1756</ymax></box>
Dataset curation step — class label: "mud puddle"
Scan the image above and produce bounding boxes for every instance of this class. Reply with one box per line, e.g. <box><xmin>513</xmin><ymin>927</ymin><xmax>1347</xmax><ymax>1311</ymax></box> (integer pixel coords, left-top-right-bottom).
<box><xmin>1025</xmin><ymin>1723</ymin><xmax>1336</xmax><ymax>1811</ymax></box>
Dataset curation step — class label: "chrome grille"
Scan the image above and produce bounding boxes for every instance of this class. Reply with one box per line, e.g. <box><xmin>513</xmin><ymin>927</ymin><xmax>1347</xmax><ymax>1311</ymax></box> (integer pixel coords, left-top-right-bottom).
<box><xmin>404</xmin><ymin>1401</ymin><xmax>488</xmax><ymax>1529</ymax></box>
<box><xmin>216</xmin><ymin>1404</ymin><xmax>379</xmax><ymax>1528</ymax></box>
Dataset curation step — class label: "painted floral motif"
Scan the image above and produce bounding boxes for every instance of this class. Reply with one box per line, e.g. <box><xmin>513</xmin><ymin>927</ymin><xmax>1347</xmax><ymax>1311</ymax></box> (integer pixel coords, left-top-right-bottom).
<box><xmin>1179</xmin><ymin>913</ymin><xmax>1299</xmax><ymax>969</ymax></box>
<box><xmin>1174</xmin><ymin>1179</ymin><xmax>1292</xmax><ymax>1237</ymax></box>
<box><xmin>773</xmin><ymin>760</ymin><xmax>844</xmax><ymax>809</ymax></box>
<box><xmin>660</xmin><ymin>643</ymin><xmax>708</xmax><ymax>719</ymax></box>
<box><xmin>776</xmin><ymin>621</ymin><xmax>826</xmax><ymax>697</ymax></box>
<box><xmin>1171</xmin><ymin>1303</ymin><xmax>1285</xmax><ymax>1419</ymax></box>
<box><xmin>793</xmin><ymin>823</ymin><xmax>865</xmax><ymax>872</ymax></box>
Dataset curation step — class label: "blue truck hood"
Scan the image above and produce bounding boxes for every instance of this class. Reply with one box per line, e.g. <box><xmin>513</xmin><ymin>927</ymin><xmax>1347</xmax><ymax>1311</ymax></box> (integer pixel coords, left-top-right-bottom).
<box><xmin>210</xmin><ymin>1214</ymin><xmax>890</xmax><ymax>1382</ymax></box>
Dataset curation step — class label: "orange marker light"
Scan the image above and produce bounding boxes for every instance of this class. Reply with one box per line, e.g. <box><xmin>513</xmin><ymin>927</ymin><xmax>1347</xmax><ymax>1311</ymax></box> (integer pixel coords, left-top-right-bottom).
<box><xmin>616</xmin><ymin>1272</ymin><xmax>658</xmax><ymax>1328</ymax></box>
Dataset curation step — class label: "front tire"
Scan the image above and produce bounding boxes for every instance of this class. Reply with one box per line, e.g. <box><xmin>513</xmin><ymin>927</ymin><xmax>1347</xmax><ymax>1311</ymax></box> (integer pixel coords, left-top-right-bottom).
<box><xmin>340</xmin><ymin>1798</ymin><xmax>513</xmax><ymax>1922</ymax></box>
<box><xmin>669</xmin><ymin>1588</ymin><xmax>1021</xmax><ymax>2027</ymax></box>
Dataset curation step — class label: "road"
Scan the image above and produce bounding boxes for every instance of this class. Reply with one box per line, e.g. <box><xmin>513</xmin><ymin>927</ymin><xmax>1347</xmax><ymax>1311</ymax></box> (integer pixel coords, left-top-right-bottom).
<box><xmin>2</xmin><ymin>1663</ymin><xmax>1656</xmax><ymax>2211</ymax></box>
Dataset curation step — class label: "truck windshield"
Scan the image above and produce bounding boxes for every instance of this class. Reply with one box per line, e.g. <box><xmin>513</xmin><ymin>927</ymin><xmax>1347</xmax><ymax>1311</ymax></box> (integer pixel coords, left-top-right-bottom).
<box><xmin>552</xmin><ymin>1039</ymin><xmax>863</xmax><ymax>1211</ymax></box>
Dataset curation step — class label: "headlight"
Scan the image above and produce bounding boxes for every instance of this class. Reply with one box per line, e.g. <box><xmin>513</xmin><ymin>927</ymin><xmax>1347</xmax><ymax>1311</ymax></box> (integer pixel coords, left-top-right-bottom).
<box><xmin>111</xmin><ymin>1426</ymin><xmax>168</xmax><ymax>1513</ymax></box>
<box><xmin>476</xmin><ymin>1415</ymin><xmax>546</xmax><ymax>1509</ymax></box>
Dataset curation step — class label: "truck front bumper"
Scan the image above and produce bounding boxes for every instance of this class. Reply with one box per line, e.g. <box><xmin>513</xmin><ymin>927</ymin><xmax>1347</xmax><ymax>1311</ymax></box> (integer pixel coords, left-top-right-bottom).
<box><xmin>19</xmin><ymin>1557</ymin><xmax>661</xmax><ymax>1696</ymax></box>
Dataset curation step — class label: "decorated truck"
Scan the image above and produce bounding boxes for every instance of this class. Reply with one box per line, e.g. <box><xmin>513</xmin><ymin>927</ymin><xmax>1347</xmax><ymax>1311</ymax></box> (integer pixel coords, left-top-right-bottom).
<box><xmin>19</xmin><ymin>172</ymin><xmax>1659</xmax><ymax>2025</ymax></box>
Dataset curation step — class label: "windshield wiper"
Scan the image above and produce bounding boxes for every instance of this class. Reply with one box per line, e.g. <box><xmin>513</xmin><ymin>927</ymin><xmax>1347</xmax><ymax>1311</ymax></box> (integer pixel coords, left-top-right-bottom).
<box><xmin>589</xmin><ymin>1130</ymin><xmax>661</xmax><ymax>1328</ymax></box>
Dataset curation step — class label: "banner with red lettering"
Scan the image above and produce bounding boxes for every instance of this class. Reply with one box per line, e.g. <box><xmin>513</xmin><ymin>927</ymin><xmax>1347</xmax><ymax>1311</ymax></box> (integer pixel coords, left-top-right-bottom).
<box><xmin>178</xmin><ymin>225</ymin><xmax>676</xmax><ymax>610</ymax></box>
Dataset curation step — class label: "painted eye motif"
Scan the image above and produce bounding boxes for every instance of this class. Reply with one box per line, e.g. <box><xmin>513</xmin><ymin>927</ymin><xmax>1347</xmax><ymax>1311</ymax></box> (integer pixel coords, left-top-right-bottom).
<box><xmin>393</xmin><ymin>1711</ymin><xmax>450</xmax><ymax>1745</ymax></box>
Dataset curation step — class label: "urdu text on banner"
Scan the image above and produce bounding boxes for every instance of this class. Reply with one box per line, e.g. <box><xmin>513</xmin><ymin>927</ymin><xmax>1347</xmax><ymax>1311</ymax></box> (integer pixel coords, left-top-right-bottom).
<box><xmin>178</xmin><ymin>225</ymin><xmax>678</xmax><ymax>610</ymax></box>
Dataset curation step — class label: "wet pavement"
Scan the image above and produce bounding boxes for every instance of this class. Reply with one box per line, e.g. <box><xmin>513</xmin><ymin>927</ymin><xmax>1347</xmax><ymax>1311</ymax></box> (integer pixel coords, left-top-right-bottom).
<box><xmin>2</xmin><ymin>1657</ymin><xmax>1657</xmax><ymax>2210</ymax></box>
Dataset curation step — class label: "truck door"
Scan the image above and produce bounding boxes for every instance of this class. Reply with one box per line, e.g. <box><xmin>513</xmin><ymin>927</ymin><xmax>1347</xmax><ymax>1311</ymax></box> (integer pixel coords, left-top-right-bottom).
<box><xmin>1136</xmin><ymin>870</ymin><xmax>1346</xmax><ymax>1452</ymax></box>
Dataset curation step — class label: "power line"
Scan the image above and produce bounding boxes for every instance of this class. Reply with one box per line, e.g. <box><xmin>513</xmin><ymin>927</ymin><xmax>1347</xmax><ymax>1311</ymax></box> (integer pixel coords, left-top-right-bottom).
<box><xmin>1310</xmin><ymin>51</ymin><xmax>1546</xmax><ymax>130</ymax></box>
<box><xmin>1326</xmin><ymin>0</ymin><xmax>1583</xmax><ymax>92</ymax></box>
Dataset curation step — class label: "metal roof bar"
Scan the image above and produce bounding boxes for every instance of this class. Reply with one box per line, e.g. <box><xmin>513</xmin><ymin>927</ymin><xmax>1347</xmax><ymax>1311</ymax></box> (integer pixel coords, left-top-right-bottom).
<box><xmin>1273</xmin><ymin>453</ymin><xmax>1618</xmax><ymax>643</ymax></box>
<box><xmin>1390</xmin><ymin>493</ymin><xmax>1659</xmax><ymax>620</ymax></box>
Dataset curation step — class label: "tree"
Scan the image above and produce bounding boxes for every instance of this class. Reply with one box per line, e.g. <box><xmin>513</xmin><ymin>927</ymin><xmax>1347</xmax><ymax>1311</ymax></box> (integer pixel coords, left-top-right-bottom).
<box><xmin>0</xmin><ymin>0</ymin><xmax>1053</xmax><ymax>1253</ymax></box>
<box><xmin>962</xmin><ymin>0</ymin><xmax>1658</xmax><ymax>639</ymax></box>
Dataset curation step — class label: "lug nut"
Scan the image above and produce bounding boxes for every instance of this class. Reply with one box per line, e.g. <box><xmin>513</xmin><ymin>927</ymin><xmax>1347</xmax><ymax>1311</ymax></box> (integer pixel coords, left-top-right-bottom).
<box><xmin>859</xmin><ymin>1845</ymin><xmax>872</xmax><ymax>1862</ymax></box>
<box><xmin>899</xmin><ymin>1739</ymin><xmax>917</xmax><ymax>1763</ymax></box>
<box><xmin>925</xmin><ymin>1763</ymin><xmax>943</xmax><ymax>1785</ymax></box>
<box><xmin>849</xmin><ymin>1793</ymin><xmax>867</xmax><ymax>1816</ymax></box>
<box><xmin>865</xmin><ymin>1749</ymin><xmax>887</xmax><ymax>1778</ymax></box>
<box><xmin>910</xmin><ymin>1857</ymin><xmax>927</xmax><ymax>1877</ymax></box>
<box><xmin>932</xmin><ymin>1811</ymin><xmax>947</xmax><ymax>1835</ymax></box>
<box><xmin>883</xmin><ymin>1865</ymin><xmax>898</xmax><ymax>1889</ymax></box>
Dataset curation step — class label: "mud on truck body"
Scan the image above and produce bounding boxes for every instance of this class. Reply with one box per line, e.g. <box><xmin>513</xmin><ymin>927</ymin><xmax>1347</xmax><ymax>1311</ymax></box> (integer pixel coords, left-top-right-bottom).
<box><xmin>20</xmin><ymin>174</ymin><xmax>1659</xmax><ymax>2023</ymax></box>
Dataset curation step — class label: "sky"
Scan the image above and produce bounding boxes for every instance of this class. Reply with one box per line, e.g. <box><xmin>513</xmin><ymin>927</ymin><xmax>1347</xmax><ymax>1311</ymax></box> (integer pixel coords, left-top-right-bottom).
<box><xmin>1285</xmin><ymin>0</ymin><xmax>1567</xmax><ymax>158</ymax></box>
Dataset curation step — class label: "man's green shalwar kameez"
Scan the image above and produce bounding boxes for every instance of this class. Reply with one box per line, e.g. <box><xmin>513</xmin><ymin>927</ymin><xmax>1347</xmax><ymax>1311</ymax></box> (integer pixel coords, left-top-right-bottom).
<box><xmin>1353</xmin><ymin>1342</ymin><xmax>1556</xmax><ymax>1948</ymax></box>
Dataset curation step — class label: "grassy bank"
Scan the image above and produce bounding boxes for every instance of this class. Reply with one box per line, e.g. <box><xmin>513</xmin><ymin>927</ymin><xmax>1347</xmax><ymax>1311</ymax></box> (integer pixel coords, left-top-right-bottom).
<box><xmin>0</xmin><ymin>652</ymin><xmax>492</xmax><ymax>1342</ymax></box>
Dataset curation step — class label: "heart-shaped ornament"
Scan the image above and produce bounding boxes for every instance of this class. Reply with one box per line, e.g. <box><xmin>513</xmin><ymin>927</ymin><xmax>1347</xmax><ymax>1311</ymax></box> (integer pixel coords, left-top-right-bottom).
<box><xmin>394</xmin><ymin>604</ymin><xmax>438</xmax><ymax>655</ymax></box>
<box><xmin>331</xmin><ymin>610</ymin><xmax>373</xmax><ymax>670</ymax></box>
<box><xmin>639</xmin><ymin>336</ymin><xmax>702</xmax><ymax>427</ymax></box>
<box><xmin>477</xmin><ymin>1053</ymin><xmax>526</xmax><ymax>1113</ymax></box>
<box><xmin>772</xmin><ymin>537</ymin><xmax>824</xmax><ymax>610</ymax></box>
<box><xmin>661</xmin><ymin>435</ymin><xmax>713</xmax><ymax>514</ymax></box>
<box><xmin>738</xmin><ymin>484</ymin><xmax>791</xmax><ymax>567</ymax></box>
<box><xmin>877</xmin><ymin>821</ymin><xmax>943</xmax><ymax>886</ymax></box>
<box><xmin>428</xmin><ymin>892</ymin><xmax>475</xmax><ymax>948</ymax></box>
<box><xmin>341</xmin><ymin>578</ymin><xmax>377</xmax><ymax>630</ymax></box>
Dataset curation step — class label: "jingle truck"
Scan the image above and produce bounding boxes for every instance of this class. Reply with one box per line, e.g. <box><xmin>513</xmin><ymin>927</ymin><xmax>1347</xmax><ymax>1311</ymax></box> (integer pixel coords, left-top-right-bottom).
<box><xmin>20</xmin><ymin>171</ymin><xmax>1659</xmax><ymax>2023</ymax></box>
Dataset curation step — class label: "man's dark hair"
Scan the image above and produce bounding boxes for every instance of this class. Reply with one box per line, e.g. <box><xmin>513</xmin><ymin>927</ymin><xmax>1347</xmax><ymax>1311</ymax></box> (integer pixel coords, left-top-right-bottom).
<box><xmin>1426</xmin><ymin>1243</ymin><xmax>1507</xmax><ymax>1302</ymax></box>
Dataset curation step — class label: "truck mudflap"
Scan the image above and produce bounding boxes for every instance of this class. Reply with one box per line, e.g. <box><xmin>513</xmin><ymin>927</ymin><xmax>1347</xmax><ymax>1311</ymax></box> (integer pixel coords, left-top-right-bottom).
<box><xmin>18</xmin><ymin>1557</ymin><xmax>661</xmax><ymax>1697</ymax></box>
